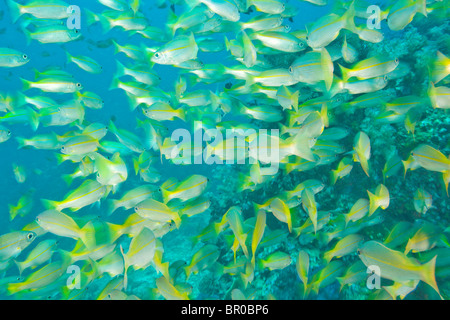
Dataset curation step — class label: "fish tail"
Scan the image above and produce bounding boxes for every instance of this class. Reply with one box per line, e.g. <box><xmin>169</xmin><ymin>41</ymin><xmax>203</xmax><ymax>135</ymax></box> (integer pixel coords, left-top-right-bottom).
<box><xmin>7</xmin><ymin>282</ymin><xmax>23</xmax><ymax>295</ymax></box>
<box><xmin>130</xmin><ymin>0</ymin><xmax>140</xmax><ymax>15</ymax></box>
<box><xmin>8</xmin><ymin>204</ymin><xmax>18</xmax><ymax>221</ymax></box>
<box><xmin>367</xmin><ymin>190</ymin><xmax>378</xmax><ymax>216</ymax></box>
<box><xmin>119</xmin><ymin>245</ymin><xmax>129</xmax><ymax>291</ymax></box>
<box><xmin>183</xmin><ymin>265</ymin><xmax>192</xmax><ymax>280</ymax></box>
<box><xmin>28</xmin><ymin>109</ymin><xmax>39</xmax><ymax>132</ymax></box>
<box><xmin>160</xmin><ymin>187</ymin><xmax>171</xmax><ymax>203</ymax></box>
<box><xmin>20</xmin><ymin>78</ymin><xmax>32</xmax><ymax>91</ymax></box>
<box><xmin>319</xmin><ymin>48</ymin><xmax>333</xmax><ymax>91</ymax></box>
<box><xmin>176</xmin><ymin>107</ymin><xmax>186</xmax><ymax>121</ymax></box>
<box><xmin>109</xmin><ymin>77</ymin><xmax>120</xmax><ymax>91</ymax></box>
<box><xmin>13</xmin><ymin>91</ymin><xmax>26</xmax><ymax>109</ymax></box>
<box><xmin>65</xmin><ymin>50</ymin><xmax>73</xmax><ymax>64</ymax></box>
<box><xmin>244</xmin><ymin>73</ymin><xmax>255</xmax><ymax>87</ymax></box>
<box><xmin>336</xmin><ymin>277</ymin><xmax>345</xmax><ymax>294</ymax></box>
<box><xmin>97</xmin><ymin>14</ymin><xmax>110</xmax><ymax>34</ymax></box>
<box><xmin>84</xmin><ymin>9</ymin><xmax>100</xmax><ymax>26</ymax></box>
<box><xmin>15</xmin><ymin>137</ymin><xmax>28</xmax><ymax>150</ymax></box>
<box><xmin>13</xmin><ymin>259</ymin><xmax>24</xmax><ymax>276</ymax></box>
<box><xmin>432</xmin><ymin>52</ymin><xmax>450</xmax><ymax>83</ymax></box>
<box><xmin>58</xmin><ymin>249</ymin><xmax>74</xmax><ymax>267</ymax></box>
<box><xmin>342</xmin><ymin>0</ymin><xmax>356</xmax><ymax>31</ymax></box>
<box><xmin>293</xmin><ymin>134</ymin><xmax>316</xmax><ymax>162</ymax></box>
<box><xmin>359</xmin><ymin>156</ymin><xmax>370</xmax><ymax>177</ymax></box>
<box><xmin>62</xmin><ymin>173</ymin><xmax>75</xmax><ymax>187</ymax></box>
<box><xmin>111</xmin><ymin>39</ymin><xmax>121</xmax><ymax>55</ymax></box>
<box><xmin>132</xmin><ymin>157</ymin><xmax>140</xmax><ymax>175</ymax></box>
<box><xmin>416</xmin><ymin>0</ymin><xmax>428</xmax><ymax>17</ymax></box>
<box><xmin>343</xmin><ymin>213</ymin><xmax>351</xmax><ymax>228</ymax></box>
<box><xmin>256</xmin><ymin>258</ymin><xmax>264</xmax><ymax>270</ymax></box>
<box><xmin>323</xmin><ymin>251</ymin><xmax>332</xmax><ymax>264</ymax></box>
<box><xmin>421</xmin><ymin>255</ymin><xmax>441</xmax><ymax>297</ymax></box>
<box><xmin>7</xmin><ymin>0</ymin><xmax>23</xmax><ymax>24</ymax></box>
<box><xmin>188</xmin><ymin>31</ymin><xmax>198</xmax><ymax>54</ymax></box>
<box><xmin>443</xmin><ymin>171</ymin><xmax>449</xmax><ymax>197</ymax></box>
<box><xmin>291</xmin><ymin>90</ymin><xmax>299</xmax><ymax>112</ymax></box>
<box><xmin>166</xmin><ymin>9</ymin><xmax>178</xmax><ymax>36</ymax></box>
<box><xmin>330</xmin><ymin>169</ymin><xmax>338</xmax><ymax>185</ymax></box>
<box><xmin>55</xmin><ymin>153</ymin><xmax>68</xmax><ymax>165</ymax></box>
<box><xmin>115</xmin><ymin>60</ymin><xmax>126</xmax><ymax>78</ymax></box>
<box><xmin>41</xmin><ymin>199</ymin><xmax>59</xmax><ymax>210</ymax></box>
<box><xmin>338</xmin><ymin>64</ymin><xmax>351</xmax><ymax>82</ymax></box>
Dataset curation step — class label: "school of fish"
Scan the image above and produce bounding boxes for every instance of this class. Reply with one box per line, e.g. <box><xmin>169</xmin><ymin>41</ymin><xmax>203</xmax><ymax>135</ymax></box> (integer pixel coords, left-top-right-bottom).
<box><xmin>0</xmin><ymin>0</ymin><xmax>449</xmax><ymax>300</ymax></box>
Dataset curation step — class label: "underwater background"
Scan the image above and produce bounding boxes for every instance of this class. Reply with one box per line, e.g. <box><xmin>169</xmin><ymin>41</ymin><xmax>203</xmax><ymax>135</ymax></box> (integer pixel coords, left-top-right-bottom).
<box><xmin>0</xmin><ymin>0</ymin><xmax>449</xmax><ymax>300</ymax></box>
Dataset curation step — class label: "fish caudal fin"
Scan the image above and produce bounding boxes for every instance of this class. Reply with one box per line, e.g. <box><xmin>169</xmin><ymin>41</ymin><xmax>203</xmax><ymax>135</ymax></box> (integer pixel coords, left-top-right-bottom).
<box><xmin>7</xmin><ymin>0</ymin><xmax>23</xmax><ymax>24</ymax></box>
<box><xmin>421</xmin><ymin>255</ymin><xmax>441</xmax><ymax>298</ymax></box>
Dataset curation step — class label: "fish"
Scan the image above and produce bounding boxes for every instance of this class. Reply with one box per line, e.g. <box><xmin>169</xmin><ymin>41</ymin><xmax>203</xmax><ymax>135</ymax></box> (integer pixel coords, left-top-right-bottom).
<box><xmin>7</xmin><ymin>259</ymin><xmax>70</xmax><ymax>295</ymax></box>
<box><xmin>387</xmin><ymin>0</ymin><xmax>427</xmax><ymax>31</ymax></box>
<box><xmin>353</xmin><ymin>131</ymin><xmax>371</xmax><ymax>177</ymax></box>
<box><xmin>367</xmin><ymin>184</ymin><xmax>390</xmax><ymax>216</ymax></box>
<box><xmin>340</xmin><ymin>56</ymin><xmax>399</xmax><ymax>81</ymax></box>
<box><xmin>134</xmin><ymin>198</ymin><xmax>182</xmax><ymax>228</ymax></box>
<box><xmin>107</xmin><ymin>184</ymin><xmax>157</xmax><ymax>215</ymax></box>
<box><xmin>412</xmin><ymin>144</ymin><xmax>450</xmax><ymax>172</ymax></box>
<box><xmin>0</xmin><ymin>48</ymin><xmax>30</xmax><ymax>67</ymax></box>
<box><xmin>323</xmin><ymin>234</ymin><xmax>364</xmax><ymax>263</ymax></box>
<box><xmin>184</xmin><ymin>244</ymin><xmax>220</xmax><ymax>280</ymax></box>
<box><xmin>36</xmin><ymin>210</ymin><xmax>82</xmax><ymax>240</ymax></box>
<box><xmin>66</xmin><ymin>52</ymin><xmax>102</xmax><ymax>74</ymax></box>
<box><xmin>120</xmin><ymin>227</ymin><xmax>156</xmax><ymax>289</ymax></box>
<box><xmin>0</xmin><ymin>231</ymin><xmax>37</xmax><ymax>262</ymax></box>
<box><xmin>41</xmin><ymin>179</ymin><xmax>108</xmax><ymax>212</ymax></box>
<box><xmin>14</xmin><ymin>239</ymin><xmax>58</xmax><ymax>275</ymax></box>
<box><xmin>7</xmin><ymin>0</ymin><xmax>71</xmax><ymax>22</ymax></box>
<box><xmin>251</xmin><ymin>210</ymin><xmax>266</xmax><ymax>267</ymax></box>
<box><xmin>344</xmin><ymin>198</ymin><xmax>369</xmax><ymax>226</ymax></box>
<box><xmin>306</xmin><ymin>3</ymin><xmax>355</xmax><ymax>49</ymax></box>
<box><xmin>151</xmin><ymin>33</ymin><xmax>198</xmax><ymax>65</ymax></box>
<box><xmin>296</xmin><ymin>250</ymin><xmax>310</xmax><ymax>298</ymax></box>
<box><xmin>358</xmin><ymin>240</ymin><xmax>441</xmax><ymax>297</ymax></box>
<box><xmin>257</xmin><ymin>251</ymin><xmax>291</xmax><ymax>271</ymax></box>
<box><xmin>414</xmin><ymin>188</ymin><xmax>433</xmax><ymax>215</ymax></box>
<box><xmin>161</xmin><ymin>175</ymin><xmax>208</xmax><ymax>203</ymax></box>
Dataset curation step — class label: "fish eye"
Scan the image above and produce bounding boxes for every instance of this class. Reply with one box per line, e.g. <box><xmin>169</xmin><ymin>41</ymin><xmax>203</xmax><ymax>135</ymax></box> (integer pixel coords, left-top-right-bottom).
<box><xmin>305</xmin><ymin>36</ymin><xmax>309</xmax><ymax>41</ymax></box>
<box><xmin>27</xmin><ymin>233</ymin><xmax>34</xmax><ymax>240</ymax></box>
<box><xmin>289</xmin><ymin>66</ymin><xmax>293</xmax><ymax>73</ymax></box>
<box><xmin>134</xmin><ymin>207</ymin><xmax>139</xmax><ymax>211</ymax></box>
<box><xmin>299</xmin><ymin>42</ymin><xmax>304</xmax><ymax>47</ymax></box>
<box><xmin>154</xmin><ymin>52</ymin><xmax>160</xmax><ymax>58</ymax></box>
<box><xmin>76</xmin><ymin>83</ymin><xmax>82</xmax><ymax>87</ymax></box>
<box><xmin>394</xmin><ymin>58</ymin><xmax>399</xmax><ymax>64</ymax></box>
<box><xmin>282</xmin><ymin>3</ymin><xmax>285</xmax><ymax>8</ymax></box>
<box><xmin>61</xmin><ymin>146</ymin><xmax>65</xmax><ymax>150</ymax></box>
<box><xmin>357</xmin><ymin>249</ymin><xmax>361</xmax><ymax>255</ymax></box>
<box><xmin>7</xmin><ymin>130</ymin><xmax>11</xmax><ymax>135</ymax></box>
<box><xmin>384</xmin><ymin>75</ymin><xmax>388</xmax><ymax>81</ymax></box>
<box><xmin>23</xmin><ymin>54</ymin><xmax>28</xmax><ymax>60</ymax></box>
